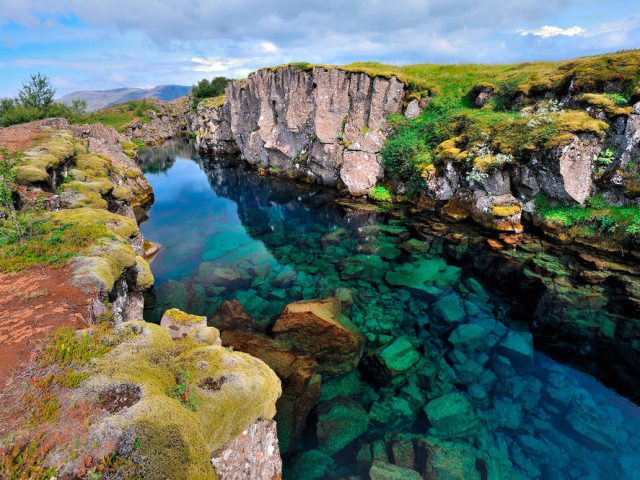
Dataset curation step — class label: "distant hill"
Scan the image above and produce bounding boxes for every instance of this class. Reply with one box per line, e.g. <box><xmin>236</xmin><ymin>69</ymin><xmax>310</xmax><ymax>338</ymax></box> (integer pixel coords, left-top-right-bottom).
<box><xmin>58</xmin><ymin>85</ymin><xmax>191</xmax><ymax>111</ymax></box>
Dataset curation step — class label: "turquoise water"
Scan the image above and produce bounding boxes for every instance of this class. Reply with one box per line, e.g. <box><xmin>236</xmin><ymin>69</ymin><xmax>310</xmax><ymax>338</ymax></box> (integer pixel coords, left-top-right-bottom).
<box><xmin>140</xmin><ymin>142</ymin><xmax>640</xmax><ymax>480</ymax></box>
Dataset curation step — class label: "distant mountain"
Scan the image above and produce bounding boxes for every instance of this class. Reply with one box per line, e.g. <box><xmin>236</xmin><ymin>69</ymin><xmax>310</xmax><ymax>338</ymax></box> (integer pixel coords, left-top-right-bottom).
<box><xmin>58</xmin><ymin>85</ymin><xmax>192</xmax><ymax>111</ymax></box>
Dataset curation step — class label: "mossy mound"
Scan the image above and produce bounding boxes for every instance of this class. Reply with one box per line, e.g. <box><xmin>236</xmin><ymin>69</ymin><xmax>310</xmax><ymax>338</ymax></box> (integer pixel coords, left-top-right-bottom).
<box><xmin>15</xmin><ymin>130</ymin><xmax>76</xmax><ymax>185</ymax></box>
<box><xmin>48</xmin><ymin>207</ymin><xmax>151</xmax><ymax>293</ymax></box>
<box><xmin>81</xmin><ymin>321</ymin><xmax>281</xmax><ymax>480</ymax></box>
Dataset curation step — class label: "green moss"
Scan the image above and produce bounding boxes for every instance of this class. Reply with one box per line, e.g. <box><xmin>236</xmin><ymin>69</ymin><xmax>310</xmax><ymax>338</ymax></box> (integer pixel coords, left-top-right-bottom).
<box><xmin>578</xmin><ymin>93</ymin><xmax>632</xmax><ymax>118</ymax></box>
<box><xmin>199</xmin><ymin>95</ymin><xmax>225</xmax><ymax>109</ymax></box>
<box><xmin>368</xmin><ymin>185</ymin><xmax>393</xmax><ymax>203</ymax></box>
<box><xmin>535</xmin><ymin>195</ymin><xmax>640</xmax><ymax>241</ymax></box>
<box><xmin>15</xmin><ymin>130</ymin><xmax>76</xmax><ymax>185</ymax></box>
<box><xmin>85</xmin><ymin>321</ymin><xmax>280</xmax><ymax>478</ymax></box>
<box><xmin>162</xmin><ymin>308</ymin><xmax>206</xmax><ymax>325</ymax></box>
<box><xmin>112</xmin><ymin>185</ymin><xmax>133</xmax><ymax>201</ymax></box>
<box><xmin>0</xmin><ymin>212</ymin><xmax>111</xmax><ymax>272</ymax></box>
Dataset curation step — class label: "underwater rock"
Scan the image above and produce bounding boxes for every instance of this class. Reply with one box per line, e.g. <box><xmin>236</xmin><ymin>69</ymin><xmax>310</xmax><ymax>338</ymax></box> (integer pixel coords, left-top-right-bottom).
<box><xmin>211</xmin><ymin>299</ymin><xmax>265</xmax><ymax>332</ymax></box>
<box><xmin>363</xmin><ymin>336</ymin><xmax>420</xmax><ymax>383</ymax></box>
<box><xmin>316</xmin><ymin>396</ymin><xmax>370</xmax><ymax>454</ymax></box>
<box><xmin>221</xmin><ymin>330</ymin><xmax>321</xmax><ymax>453</ymax></box>
<box><xmin>284</xmin><ymin>449</ymin><xmax>336</xmax><ymax>480</ymax></box>
<box><xmin>385</xmin><ymin>257</ymin><xmax>462</xmax><ymax>293</ymax></box>
<box><xmin>448</xmin><ymin>323</ymin><xmax>491</xmax><ymax>351</ymax></box>
<box><xmin>433</xmin><ymin>293</ymin><xmax>466</xmax><ymax>325</ymax></box>
<box><xmin>196</xmin><ymin>262</ymin><xmax>247</xmax><ymax>289</ymax></box>
<box><xmin>424</xmin><ymin>392</ymin><xmax>480</xmax><ymax>438</ymax></box>
<box><xmin>495</xmin><ymin>330</ymin><xmax>534</xmax><ymax>368</ymax></box>
<box><xmin>418</xmin><ymin>437</ymin><xmax>481</xmax><ymax>480</ymax></box>
<box><xmin>369</xmin><ymin>461</ymin><xmax>422</xmax><ymax>480</ymax></box>
<box><xmin>272</xmin><ymin>298</ymin><xmax>365</xmax><ymax>376</ymax></box>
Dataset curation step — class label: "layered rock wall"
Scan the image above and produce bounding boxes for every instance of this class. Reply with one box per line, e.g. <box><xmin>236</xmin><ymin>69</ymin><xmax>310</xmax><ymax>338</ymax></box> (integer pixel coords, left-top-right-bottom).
<box><xmin>192</xmin><ymin>66</ymin><xmax>406</xmax><ymax>194</ymax></box>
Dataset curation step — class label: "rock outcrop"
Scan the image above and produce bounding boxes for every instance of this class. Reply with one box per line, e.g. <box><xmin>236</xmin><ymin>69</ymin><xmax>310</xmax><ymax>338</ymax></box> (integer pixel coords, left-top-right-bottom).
<box><xmin>192</xmin><ymin>66</ymin><xmax>407</xmax><ymax>195</ymax></box>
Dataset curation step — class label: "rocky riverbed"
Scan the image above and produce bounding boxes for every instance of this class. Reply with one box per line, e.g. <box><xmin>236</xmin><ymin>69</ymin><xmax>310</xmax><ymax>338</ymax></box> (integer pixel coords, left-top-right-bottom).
<box><xmin>139</xmin><ymin>140</ymin><xmax>640</xmax><ymax>480</ymax></box>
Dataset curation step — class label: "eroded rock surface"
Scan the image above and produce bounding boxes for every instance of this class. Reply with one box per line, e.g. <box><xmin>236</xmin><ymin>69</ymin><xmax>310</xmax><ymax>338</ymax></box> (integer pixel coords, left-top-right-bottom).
<box><xmin>192</xmin><ymin>66</ymin><xmax>405</xmax><ymax>195</ymax></box>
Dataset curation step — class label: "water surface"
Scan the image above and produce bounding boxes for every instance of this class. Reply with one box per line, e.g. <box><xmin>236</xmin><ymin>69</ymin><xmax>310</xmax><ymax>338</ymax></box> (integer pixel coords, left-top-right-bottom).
<box><xmin>140</xmin><ymin>141</ymin><xmax>640</xmax><ymax>480</ymax></box>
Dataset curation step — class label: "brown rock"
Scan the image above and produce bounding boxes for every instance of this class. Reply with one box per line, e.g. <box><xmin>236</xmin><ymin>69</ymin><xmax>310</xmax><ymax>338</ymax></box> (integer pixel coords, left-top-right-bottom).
<box><xmin>221</xmin><ymin>330</ymin><xmax>321</xmax><ymax>453</ymax></box>
<box><xmin>211</xmin><ymin>299</ymin><xmax>265</xmax><ymax>332</ymax></box>
<box><xmin>272</xmin><ymin>298</ymin><xmax>365</xmax><ymax>377</ymax></box>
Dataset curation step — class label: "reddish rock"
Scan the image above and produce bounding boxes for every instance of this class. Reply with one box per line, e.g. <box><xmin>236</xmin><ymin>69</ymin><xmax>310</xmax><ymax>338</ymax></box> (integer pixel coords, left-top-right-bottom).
<box><xmin>272</xmin><ymin>298</ymin><xmax>365</xmax><ymax>377</ymax></box>
<box><xmin>211</xmin><ymin>299</ymin><xmax>265</xmax><ymax>332</ymax></box>
<box><xmin>222</xmin><ymin>330</ymin><xmax>321</xmax><ymax>453</ymax></box>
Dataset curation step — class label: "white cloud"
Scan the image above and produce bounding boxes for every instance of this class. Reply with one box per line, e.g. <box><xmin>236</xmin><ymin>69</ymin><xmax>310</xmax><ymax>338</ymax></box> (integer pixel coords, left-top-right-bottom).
<box><xmin>259</xmin><ymin>41</ymin><xmax>278</xmax><ymax>53</ymax></box>
<box><xmin>517</xmin><ymin>25</ymin><xmax>585</xmax><ymax>38</ymax></box>
<box><xmin>189</xmin><ymin>56</ymin><xmax>245</xmax><ymax>73</ymax></box>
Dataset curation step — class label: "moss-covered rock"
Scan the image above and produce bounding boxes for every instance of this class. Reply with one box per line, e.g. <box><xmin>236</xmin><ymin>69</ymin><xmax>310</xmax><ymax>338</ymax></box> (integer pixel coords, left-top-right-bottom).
<box><xmin>15</xmin><ymin>130</ymin><xmax>76</xmax><ymax>186</ymax></box>
<box><xmin>132</xmin><ymin>255</ymin><xmax>154</xmax><ymax>291</ymax></box>
<box><xmin>79</xmin><ymin>321</ymin><xmax>281</xmax><ymax>480</ymax></box>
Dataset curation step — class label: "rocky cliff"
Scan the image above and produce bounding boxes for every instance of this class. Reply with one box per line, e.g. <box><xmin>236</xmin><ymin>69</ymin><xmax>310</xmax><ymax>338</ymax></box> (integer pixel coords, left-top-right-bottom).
<box><xmin>192</xmin><ymin>54</ymin><xmax>640</xmax><ymax>251</ymax></box>
<box><xmin>192</xmin><ymin>65</ymin><xmax>408</xmax><ymax>195</ymax></box>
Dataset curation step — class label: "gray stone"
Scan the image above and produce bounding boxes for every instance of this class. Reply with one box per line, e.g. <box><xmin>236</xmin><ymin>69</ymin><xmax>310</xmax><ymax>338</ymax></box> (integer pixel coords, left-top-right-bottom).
<box><xmin>211</xmin><ymin>419</ymin><xmax>281</xmax><ymax>480</ymax></box>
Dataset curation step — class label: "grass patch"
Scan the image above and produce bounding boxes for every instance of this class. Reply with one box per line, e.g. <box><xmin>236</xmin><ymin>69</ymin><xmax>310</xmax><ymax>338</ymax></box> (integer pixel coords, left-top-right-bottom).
<box><xmin>86</xmin><ymin>100</ymin><xmax>160</xmax><ymax>132</ymax></box>
<box><xmin>536</xmin><ymin>195</ymin><xmax>640</xmax><ymax>239</ymax></box>
<box><xmin>0</xmin><ymin>213</ymin><xmax>110</xmax><ymax>272</ymax></box>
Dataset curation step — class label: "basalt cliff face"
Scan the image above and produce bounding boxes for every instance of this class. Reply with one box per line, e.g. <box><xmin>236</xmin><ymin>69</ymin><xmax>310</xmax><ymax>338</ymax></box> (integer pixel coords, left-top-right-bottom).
<box><xmin>192</xmin><ymin>66</ymin><xmax>407</xmax><ymax>195</ymax></box>
<box><xmin>192</xmin><ymin>61</ymin><xmax>640</xmax><ymax>250</ymax></box>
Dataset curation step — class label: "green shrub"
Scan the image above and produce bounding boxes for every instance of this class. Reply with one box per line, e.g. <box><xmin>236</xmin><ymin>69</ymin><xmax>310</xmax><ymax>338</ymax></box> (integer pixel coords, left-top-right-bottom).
<box><xmin>192</xmin><ymin>77</ymin><xmax>229</xmax><ymax>101</ymax></box>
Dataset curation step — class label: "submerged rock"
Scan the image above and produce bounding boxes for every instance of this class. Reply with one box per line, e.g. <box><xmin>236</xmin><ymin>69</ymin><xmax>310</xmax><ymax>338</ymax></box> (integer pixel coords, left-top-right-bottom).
<box><xmin>369</xmin><ymin>461</ymin><xmax>422</xmax><ymax>480</ymax></box>
<box><xmin>272</xmin><ymin>298</ymin><xmax>365</xmax><ymax>376</ymax></box>
<box><xmin>363</xmin><ymin>336</ymin><xmax>420</xmax><ymax>383</ymax></box>
<box><xmin>495</xmin><ymin>330</ymin><xmax>534</xmax><ymax>368</ymax></box>
<box><xmin>316</xmin><ymin>396</ymin><xmax>370</xmax><ymax>454</ymax></box>
<box><xmin>424</xmin><ymin>392</ymin><xmax>480</xmax><ymax>438</ymax></box>
<box><xmin>385</xmin><ymin>257</ymin><xmax>462</xmax><ymax>293</ymax></box>
<box><xmin>221</xmin><ymin>329</ymin><xmax>321</xmax><ymax>453</ymax></box>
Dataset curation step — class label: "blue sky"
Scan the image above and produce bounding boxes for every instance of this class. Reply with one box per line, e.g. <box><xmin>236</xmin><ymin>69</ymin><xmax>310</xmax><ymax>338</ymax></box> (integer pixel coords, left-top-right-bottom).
<box><xmin>0</xmin><ymin>0</ymin><xmax>638</xmax><ymax>97</ymax></box>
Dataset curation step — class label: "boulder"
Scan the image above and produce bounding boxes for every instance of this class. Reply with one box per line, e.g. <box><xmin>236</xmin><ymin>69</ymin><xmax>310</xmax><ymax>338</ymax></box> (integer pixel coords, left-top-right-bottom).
<box><xmin>211</xmin><ymin>299</ymin><xmax>265</xmax><ymax>332</ymax></box>
<box><xmin>423</xmin><ymin>392</ymin><xmax>480</xmax><ymax>438</ymax></box>
<box><xmin>316</xmin><ymin>396</ymin><xmax>370</xmax><ymax>454</ymax></box>
<box><xmin>363</xmin><ymin>336</ymin><xmax>420</xmax><ymax>383</ymax></box>
<box><xmin>417</xmin><ymin>438</ymin><xmax>481</xmax><ymax>480</ymax></box>
<box><xmin>404</xmin><ymin>99</ymin><xmax>422</xmax><ymax>119</ymax></box>
<box><xmin>369</xmin><ymin>461</ymin><xmax>422</xmax><ymax>480</ymax></box>
<box><xmin>221</xmin><ymin>330</ymin><xmax>321</xmax><ymax>453</ymax></box>
<box><xmin>272</xmin><ymin>298</ymin><xmax>365</xmax><ymax>376</ymax></box>
<box><xmin>494</xmin><ymin>330</ymin><xmax>534</xmax><ymax>368</ymax></box>
<box><xmin>385</xmin><ymin>257</ymin><xmax>462</xmax><ymax>293</ymax></box>
<box><xmin>433</xmin><ymin>293</ymin><xmax>466</xmax><ymax>325</ymax></box>
<box><xmin>160</xmin><ymin>308</ymin><xmax>221</xmax><ymax>345</ymax></box>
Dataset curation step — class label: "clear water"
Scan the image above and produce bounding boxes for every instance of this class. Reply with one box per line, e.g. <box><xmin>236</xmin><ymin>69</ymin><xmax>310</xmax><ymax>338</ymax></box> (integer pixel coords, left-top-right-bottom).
<box><xmin>140</xmin><ymin>141</ymin><xmax>640</xmax><ymax>480</ymax></box>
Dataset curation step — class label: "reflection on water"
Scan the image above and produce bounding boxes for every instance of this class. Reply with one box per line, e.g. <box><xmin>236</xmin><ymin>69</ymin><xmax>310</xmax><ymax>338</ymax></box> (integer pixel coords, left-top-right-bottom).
<box><xmin>140</xmin><ymin>141</ymin><xmax>640</xmax><ymax>480</ymax></box>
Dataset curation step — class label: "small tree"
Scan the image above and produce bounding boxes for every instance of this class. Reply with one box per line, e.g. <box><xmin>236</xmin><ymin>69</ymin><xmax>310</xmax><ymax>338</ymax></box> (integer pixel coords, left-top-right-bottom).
<box><xmin>70</xmin><ymin>99</ymin><xmax>88</xmax><ymax>115</ymax></box>
<box><xmin>18</xmin><ymin>73</ymin><xmax>56</xmax><ymax>110</ymax></box>
<box><xmin>0</xmin><ymin>98</ymin><xmax>16</xmax><ymax>116</ymax></box>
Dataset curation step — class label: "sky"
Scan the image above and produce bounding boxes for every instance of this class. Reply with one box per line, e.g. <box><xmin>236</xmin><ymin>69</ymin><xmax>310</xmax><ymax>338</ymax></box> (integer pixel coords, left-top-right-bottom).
<box><xmin>0</xmin><ymin>0</ymin><xmax>638</xmax><ymax>97</ymax></box>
